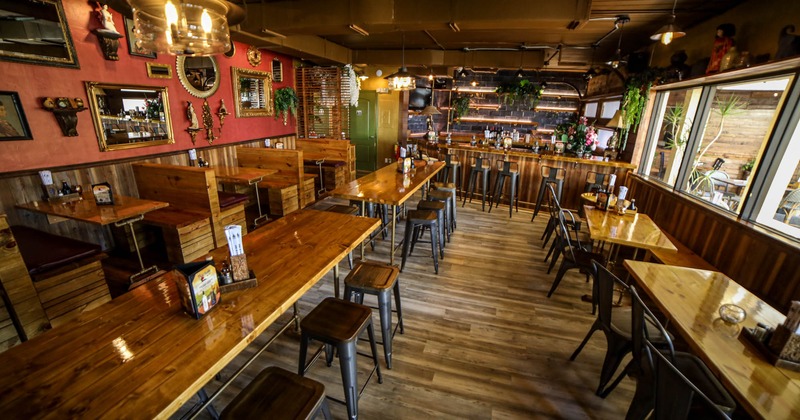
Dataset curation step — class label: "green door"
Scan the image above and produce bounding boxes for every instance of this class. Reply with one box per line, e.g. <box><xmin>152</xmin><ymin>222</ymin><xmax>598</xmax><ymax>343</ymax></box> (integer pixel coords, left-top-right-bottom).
<box><xmin>350</xmin><ymin>91</ymin><xmax>377</xmax><ymax>174</ymax></box>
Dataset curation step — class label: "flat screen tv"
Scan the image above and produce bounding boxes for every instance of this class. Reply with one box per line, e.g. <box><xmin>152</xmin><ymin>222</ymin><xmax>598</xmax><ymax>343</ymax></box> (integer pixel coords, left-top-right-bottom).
<box><xmin>409</xmin><ymin>87</ymin><xmax>431</xmax><ymax>110</ymax></box>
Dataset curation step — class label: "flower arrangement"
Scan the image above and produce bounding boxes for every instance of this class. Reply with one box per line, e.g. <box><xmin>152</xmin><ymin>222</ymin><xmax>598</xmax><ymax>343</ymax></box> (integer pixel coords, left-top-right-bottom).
<box><xmin>555</xmin><ymin>116</ymin><xmax>598</xmax><ymax>156</ymax></box>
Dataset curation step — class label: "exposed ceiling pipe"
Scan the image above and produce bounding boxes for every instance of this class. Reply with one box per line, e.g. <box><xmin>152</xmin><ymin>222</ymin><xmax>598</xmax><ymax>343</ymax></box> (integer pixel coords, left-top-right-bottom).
<box><xmin>592</xmin><ymin>15</ymin><xmax>628</xmax><ymax>48</ymax></box>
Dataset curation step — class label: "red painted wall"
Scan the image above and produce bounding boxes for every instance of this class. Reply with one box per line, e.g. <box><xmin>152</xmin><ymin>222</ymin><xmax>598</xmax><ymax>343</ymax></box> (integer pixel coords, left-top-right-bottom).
<box><xmin>0</xmin><ymin>0</ymin><xmax>296</xmax><ymax>174</ymax></box>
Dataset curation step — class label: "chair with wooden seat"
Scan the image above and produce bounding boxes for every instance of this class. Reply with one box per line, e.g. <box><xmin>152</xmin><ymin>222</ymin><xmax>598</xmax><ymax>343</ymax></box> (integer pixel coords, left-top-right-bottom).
<box><xmin>570</xmin><ymin>262</ymin><xmax>670</xmax><ymax>398</ymax></box>
<box><xmin>625</xmin><ymin>286</ymin><xmax>736</xmax><ymax>420</ymax></box>
<box><xmin>462</xmin><ymin>154</ymin><xmax>491</xmax><ymax>211</ymax></box>
<box><xmin>417</xmin><ymin>200</ymin><xmax>447</xmax><ymax>248</ymax></box>
<box><xmin>489</xmin><ymin>160</ymin><xmax>520</xmax><ymax>217</ymax></box>
<box><xmin>432</xmin><ymin>181</ymin><xmax>457</xmax><ymax>231</ymax></box>
<box><xmin>299</xmin><ymin>297</ymin><xmax>383</xmax><ymax>420</ymax></box>
<box><xmin>400</xmin><ymin>210</ymin><xmax>442</xmax><ymax>274</ymax></box>
<box><xmin>532</xmin><ymin>165</ymin><xmax>565</xmax><ymax>220</ymax></box>
<box><xmin>438</xmin><ymin>151</ymin><xmax>461</xmax><ymax>189</ymax></box>
<box><xmin>221</xmin><ymin>366</ymin><xmax>332</xmax><ymax>420</ymax></box>
<box><xmin>344</xmin><ymin>261</ymin><xmax>404</xmax><ymax>369</ymax></box>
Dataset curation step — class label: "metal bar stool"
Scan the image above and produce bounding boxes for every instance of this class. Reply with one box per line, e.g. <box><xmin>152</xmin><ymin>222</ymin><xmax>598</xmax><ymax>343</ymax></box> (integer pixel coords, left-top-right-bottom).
<box><xmin>417</xmin><ymin>200</ymin><xmax>447</xmax><ymax>247</ymax></box>
<box><xmin>400</xmin><ymin>210</ymin><xmax>442</xmax><ymax>274</ymax></box>
<box><xmin>221</xmin><ymin>366</ymin><xmax>332</xmax><ymax>419</ymax></box>
<box><xmin>427</xmin><ymin>189</ymin><xmax>453</xmax><ymax>242</ymax></box>
<box><xmin>439</xmin><ymin>151</ymin><xmax>461</xmax><ymax>192</ymax></box>
<box><xmin>344</xmin><ymin>261</ymin><xmax>404</xmax><ymax>369</ymax></box>
<box><xmin>432</xmin><ymin>181</ymin><xmax>457</xmax><ymax>232</ymax></box>
<box><xmin>532</xmin><ymin>165</ymin><xmax>565</xmax><ymax>220</ymax></box>
<box><xmin>489</xmin><ymin>160</ymin><xmax>520</xmax><ymax>217</ymax></box>
<box><xmin>299</xmin><ymin>297</ymin><xmax>383</xmax><ymax>420</ymax></box>
<box><xmin>462</xmin><ymin>154</ymin><xmax>491</xmax><ymax>211</ymax></box>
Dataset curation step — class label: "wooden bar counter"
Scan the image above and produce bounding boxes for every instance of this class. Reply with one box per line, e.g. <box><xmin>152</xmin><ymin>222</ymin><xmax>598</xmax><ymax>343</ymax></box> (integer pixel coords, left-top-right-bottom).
<box><xmin>422</xmin><ymin>140</ymin><xmax>635</xmax><ymax>211</ymax></box>
<box><xmin>0</xmin><ymin>209</ymin><xmax>379</xmax><ymax>418</ymax></box>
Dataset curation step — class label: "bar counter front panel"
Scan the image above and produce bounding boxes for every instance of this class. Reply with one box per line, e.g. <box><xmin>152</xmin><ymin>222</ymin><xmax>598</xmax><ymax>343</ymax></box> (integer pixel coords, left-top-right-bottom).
<box><xmin>423</xmin><ymin>141</ymin><xmax>636</xmax><ymax>211</ymax></box>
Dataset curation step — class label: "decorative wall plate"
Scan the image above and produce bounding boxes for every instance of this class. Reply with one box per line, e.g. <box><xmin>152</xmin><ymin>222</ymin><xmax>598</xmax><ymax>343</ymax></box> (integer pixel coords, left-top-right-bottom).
<box><xmin>246</xmin><ymin>46</ymin><xmax>262</xmax><ymax>67</ymax></box>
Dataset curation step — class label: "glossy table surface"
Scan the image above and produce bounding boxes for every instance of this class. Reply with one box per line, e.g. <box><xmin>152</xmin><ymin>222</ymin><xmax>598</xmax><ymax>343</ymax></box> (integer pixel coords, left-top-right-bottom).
<box><xmin>624</xmin><ymin>260</ymin><xmax>800</xmax><ymax>420</ymax></box>
<box><xmin>329</xmin><ymin>161</ymin><xmax>445</xmax><ymax>206</ymax></box>
<box><xmin>16</xmin><ymin>194</ymin><xmax>168</xmax><ymax>225</ymax></box>
<box><xmin>213</xmin><ymin>166</ymin><xmax>278</xmax><ymax>184</ymax></box>
<box><xmin>584</xmin><ymin>205</ymin><xmax>677</xmax><ymax>252</ymax></box>
<box><xmin>0</xmin><ymin>209</ymin><xmax>379</xmax><ymax>418</ymax></box>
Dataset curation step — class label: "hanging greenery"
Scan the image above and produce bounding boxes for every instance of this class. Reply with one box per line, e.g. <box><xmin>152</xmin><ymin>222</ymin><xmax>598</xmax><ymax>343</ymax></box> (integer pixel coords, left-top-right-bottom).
<box><xmin>451</xmin><ymin>95</ymin><xmax>470</xmax><ymax>122</ymax></box>
<box><xmin>273</xmin><ymin>87</ymin><xmax>298</xmax><ymax>126</ymax></box>
<box><xmin>618</xmin><ymin>71</ymin><xmax>659</xmax><ymax>151</ymax></box>
<box><xmin>495</xmin><ymin>79</ymin><xmax>544</xmax><ymax>108</ymax></box>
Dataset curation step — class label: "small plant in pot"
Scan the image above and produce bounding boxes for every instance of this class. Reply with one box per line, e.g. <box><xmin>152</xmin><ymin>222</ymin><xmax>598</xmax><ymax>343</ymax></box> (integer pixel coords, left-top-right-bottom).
<box><xmin>274</xmin><ymin>87</ymin><xmax>298</xmax><ymax>125</ymax></box>
<box><xmin>741</xmin><ymin>158</ymin><xmax>755</xmax><ymax>178</ymax></box>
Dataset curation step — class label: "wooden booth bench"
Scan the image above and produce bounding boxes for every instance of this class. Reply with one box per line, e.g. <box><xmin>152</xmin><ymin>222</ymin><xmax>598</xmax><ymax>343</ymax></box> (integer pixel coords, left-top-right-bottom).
<box><xmin>132</xmin><ymin>163</ymin><xmax>247</xmax><ymax>264</ymax></box>
<box><xmin>644</xmin><ymin>231</ymin><xmax>718</xmax><ymax>271</ymax></box>
<box><xmin>235</xmin><ymin>147</ymin><xmax>315</xmax><ymax>216</ymax></box>
<box><xmin>295</xmin><ymin>138</ymin><xmax>356</xmax><ymax>192</ymax></box>
<box><xmin>12</xmin><ymin>225</ymin><xmax>110</xmax><ymax>329</ymax></box>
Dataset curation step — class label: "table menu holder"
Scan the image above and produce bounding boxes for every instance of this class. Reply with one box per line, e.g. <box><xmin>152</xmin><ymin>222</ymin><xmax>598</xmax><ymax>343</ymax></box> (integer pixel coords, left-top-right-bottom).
<box><xmin>739</xmin><ymin>326</ymin><xmax>800</xmax><ymax>372</ymax></box>
<box><xmin>230</xmin><ymin>253</ymin><xmax>250</xmax><ymax>281</ymax></box>
<box><xmin>174</xmin><ymin>260</ymin><xmax>221</xmax><ymax>319</ymax></box>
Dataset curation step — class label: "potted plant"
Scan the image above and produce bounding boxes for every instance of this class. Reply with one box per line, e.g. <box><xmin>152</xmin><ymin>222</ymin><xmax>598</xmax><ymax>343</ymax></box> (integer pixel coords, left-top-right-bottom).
<box><xmin>273</xmin><ymin>86</ymin><xmax>298</xmax><ymax>125</ymax></box>
<box><xmin>451</xmin><ymin>95</ymin><xmax>470</xmax><ymax>123</ymax></box>
<box><xmin>495</xmin><ymin>79</ymin><xmax>544</xmax><ymax>108</ymax></box>
<box><xmin>741</xmin><ymin>158</ymin><xmax>755</xmax><ymax>178</ymax></box>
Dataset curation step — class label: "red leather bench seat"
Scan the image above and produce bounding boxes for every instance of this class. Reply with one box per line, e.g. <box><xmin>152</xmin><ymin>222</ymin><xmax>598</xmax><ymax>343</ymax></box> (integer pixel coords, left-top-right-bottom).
<box><xmin>218</xmin><ymin>191</ymin><xmax>249</xmax><ymax>208</ymax></box>
<box><xmin>12</xmin><ymin>226</ymin><xmax>102</xmax><ymax>277</ymax></box>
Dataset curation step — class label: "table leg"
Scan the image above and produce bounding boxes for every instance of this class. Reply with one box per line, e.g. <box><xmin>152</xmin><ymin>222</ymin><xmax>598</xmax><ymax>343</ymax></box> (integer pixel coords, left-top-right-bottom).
<box><xmin>361</xmin><ymin>201</ymin><xmax>366</xmax><ymax>260</ymax></box>
<box><xmin>114</xmin><ymin>215</ymin><xmax>158</xmax><ymax>282</ymax></box>
<box><xmin>333</xmin><ymin>263</ymin><xmax>340</xmax><ymax>299</ymax></box>
<box><xmin>251</xmin><ymin>179</ymin><xmax>269</xmax><ymax>228</ymax></box>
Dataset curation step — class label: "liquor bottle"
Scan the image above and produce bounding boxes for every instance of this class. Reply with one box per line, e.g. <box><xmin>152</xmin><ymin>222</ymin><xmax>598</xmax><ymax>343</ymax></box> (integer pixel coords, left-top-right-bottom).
<box><xmin>61</xmin><ymin>181</ymin><xmax>72</xmax><ymax>195</ymax></box>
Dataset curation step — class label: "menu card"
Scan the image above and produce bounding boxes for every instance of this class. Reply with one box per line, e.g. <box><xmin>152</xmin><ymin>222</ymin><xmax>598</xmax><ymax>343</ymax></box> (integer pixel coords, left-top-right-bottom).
<box><xmin>174</xmin><ymin>260</ymin><xmax>221</xmax><ymax>319</ymax></box>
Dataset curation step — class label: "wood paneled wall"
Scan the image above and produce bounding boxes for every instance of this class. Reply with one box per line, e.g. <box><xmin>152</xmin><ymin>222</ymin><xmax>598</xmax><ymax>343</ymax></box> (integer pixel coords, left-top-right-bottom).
<box><xmin>626</xmin><ymin>175</ymin><xmax>800</xmax><ymax>313</ymax></box>
<box><xmin>0</xmin><ymin>136</ymin><xmax>296</xmax><ymax>250</ymax></box>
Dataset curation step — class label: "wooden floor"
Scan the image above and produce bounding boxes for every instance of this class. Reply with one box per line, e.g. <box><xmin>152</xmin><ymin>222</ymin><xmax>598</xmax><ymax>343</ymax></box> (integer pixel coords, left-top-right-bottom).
<box><xmin>174</xmin><ymin>195</ymin><xmax>636</xmax><ymax>419</ymax></box>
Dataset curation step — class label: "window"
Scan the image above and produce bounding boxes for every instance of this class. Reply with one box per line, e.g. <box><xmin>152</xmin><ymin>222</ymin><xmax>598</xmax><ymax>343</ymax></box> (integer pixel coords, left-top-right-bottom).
<box><xmin>640</xmin><ymin>87</ymin><xmax>702</xmax><ymax>186</ymax></box>
<box><xmin>584</xmin><ymin>102</ymin><xmax>597</xmax><ymax>118</ymax></box>
<box><xmin>753</xmin><ymin>109</ymin><xmax>800</xmax><ymax>236</ymax></box>
<box><xmin>600</xmin><ymin>100</ymin><xmax>620</xmax><ymax>119</ymax></box>
<box><xmin>680</xmin><ymin>76</ymin><xmax>792</xmax><ymax>213</ymax></box>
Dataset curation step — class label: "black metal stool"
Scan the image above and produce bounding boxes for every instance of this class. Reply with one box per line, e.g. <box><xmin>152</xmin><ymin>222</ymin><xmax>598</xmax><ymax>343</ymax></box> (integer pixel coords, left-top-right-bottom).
<box><xmin>417</xmin><ymin>200</ymin><xmax>447</xmax><ymax>247</ymax></box>
<box><xmin>432</xmin><ymin>182</ymin><xmax>457</xmax><ymax>232</ymax></box>
<box><xmin>439</xmin><ymin>152</ymin><xmax>461</xmax><ymax>191</ymax></box>
<box><xmin>489</xmin><ymin>160</ymin><xmax>520</xmax><ymax>217</ymax></box>
<box><xmin>427</xmin><ymin>189</ymin><xmax>453</xmax><ymax>242</ymax></box>
<box><xmin>400</xmin><ymin>210</ymin><xmax>442</xmax><ymax>274</ymax></box>
<box><xmin>299</xmin><ymin>297</ymin><xmax>383</xmax><ymax>420</ymax></box>
<box><xmin>344</xmin><ymin>261</ymin><xmax>404</xmax><ymax>369</ymax></box>
<box><xmin>462</xmin><ymin>155</ymin><xmax>491</xmax><ymax>211</ymax></box>
<box><xmin>221</xmin><ymin>366</ymin><xmax>332</xmax><ymax>420</ymax></box>
<box><xmin>532</xmin><ymin>165</ymin><xmax>565</xmax><ymax>220</ymax></box>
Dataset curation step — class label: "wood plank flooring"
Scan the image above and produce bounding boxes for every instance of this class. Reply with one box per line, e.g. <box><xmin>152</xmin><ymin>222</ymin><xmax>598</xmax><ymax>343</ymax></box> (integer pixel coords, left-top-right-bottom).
<box><xmin>173</xmin><ymin>196</ymin><xmax>635</xmax><ymax>419</ymax></box>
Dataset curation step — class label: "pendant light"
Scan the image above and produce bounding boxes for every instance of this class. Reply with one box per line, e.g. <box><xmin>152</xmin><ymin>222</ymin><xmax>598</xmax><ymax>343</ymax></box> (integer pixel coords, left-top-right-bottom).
<box><xmin>651</xmin><ymin>0</ymin><xmax>685</xmax><ymax>45</ymax></box>
<box><xmin>584</xmin><ymin>47</ymin><xmax>597</xmax><ymax>80</ymax></box>
<box><xmin>515</xmin><ymin>50</ymin><xmax>525</xmax><ymax>78</ymax></box>
<box><xmin>385</xmin><ymin>32</ymin><xmax>415</xmax><ymax>91</ymax></box>
<box><xmin>130</xmin><ymin>0</ymin><xmax>241</xmax><ymax>56</ymax></box>
<box><xmin>606</xmin><ymin>17</ymin><xmax>629</xmax><ymax>69</ymax></box>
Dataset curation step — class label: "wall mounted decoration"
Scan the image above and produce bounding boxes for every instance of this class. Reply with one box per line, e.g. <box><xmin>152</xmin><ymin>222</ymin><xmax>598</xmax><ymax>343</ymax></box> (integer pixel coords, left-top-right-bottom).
<box><xmin>217</xmin><ymin>100</ymin><xmax>230</xmax><ymax>133</ymax></box>
<box><xmin>124</xmin><ymin>17</ymin><xmax>157</xmax><ymax>59</ymax></box>
<box><xmin>93</xmin><ymin>4</ymin><xmax>123</xmax><ymax>61</ymax></box>
<box><xmin>42</xmin><ymin>96</ymin><xmax>86</xmax><ymax>137</ymax></box>
<box><xmin>177</xmin><ymin>56</ymin><xmax>220</xmax><ymax>98</ymax></box>
<box><xmin>202</xmin><ymin>99</ymin><xmax>216</xmax><ymax>144</ymax></box>
<box><xmin>272</xmin><ymin>58</ymin><xmax>283</xmax><ymax>82</ymax></box>
<box><xmin>186</xmin><ymin>101</ymin><xmax>201</xmax><ymax>145</ymax></box>
<box><xmin>146</xmin><ymin>62</ymin><xmax>172</xmax><ymax>79</ymax></box>
<box><xmin>0</xmin><ymin>0</ymin><xmax>80</xmax><ymax>69</ymax></box>
<box><xmin>231</xmin><ymin>67</ymin><xmax>274</xmax><ymax>118</ymax></box>
<box><xmin>0</xmin><ymin>91</ymin><xmax>32</xmax><ymax>141</ymax></box>
<box><xmin>246</xmin><ymin>46</ymin><xmax>262</xmax><ymax>67</ymax></box>
<box><xmin>85</xmin><ymin>82</ymin><xmax>175</xmax><ymax>151</ymax></box>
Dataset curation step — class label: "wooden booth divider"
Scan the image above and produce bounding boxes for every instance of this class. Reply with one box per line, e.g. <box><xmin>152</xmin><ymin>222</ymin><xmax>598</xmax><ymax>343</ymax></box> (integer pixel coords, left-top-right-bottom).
<box><xmin>235</xmin><ymin>147</ymin><xmax>315</xmax><ymax>216</ymax></box>
<box><xmin>295</xmin><ymin>138</ymin><xmax>357</xmax><ymax>190</ymax></box>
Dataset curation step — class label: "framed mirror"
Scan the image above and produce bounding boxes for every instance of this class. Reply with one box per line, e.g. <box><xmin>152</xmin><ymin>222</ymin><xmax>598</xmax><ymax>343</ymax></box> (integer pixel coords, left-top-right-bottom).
<box><xmin>85</xmin><ymin>82</ymin><xmax>175</xmax><ymax>151</ymax></box>
<box><xmin>0</xmin><ymin>0</ymin><xmax>79</xmax><ymax>69</ymax></box>
<box><xmin>231</xmin><ymin>67</ymin><xmax>274</xmax><ymax>118</ymax></box>
<box><xmin>177</xmin><ymin>56</ymin><xmax>220</xmax><ymax>98</ymax></box>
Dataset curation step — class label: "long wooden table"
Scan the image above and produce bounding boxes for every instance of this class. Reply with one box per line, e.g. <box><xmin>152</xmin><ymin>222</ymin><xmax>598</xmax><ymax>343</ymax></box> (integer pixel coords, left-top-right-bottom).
<box><xmin>17</xmin><ymin>195</ymin><xmax>169</xmax><ymax>279</ymax></box>
<box><xmin>0</xmin><ymin>209</ymin><xmax>379</xmax><ymax>418</ymax></box>
<box><xmin>329</xmin><ymin>161</ymin><xmax>445</xmax><ymax>264</ymax></box>
<box><xmin>624</xmin><ymin>260</ymin><xmax>800</xmax><ymax>420</ymax></box>
<box><xmin>214</xmin><ymin>165</ymin><xmax>278</xmax><ymax>226</ymax></box>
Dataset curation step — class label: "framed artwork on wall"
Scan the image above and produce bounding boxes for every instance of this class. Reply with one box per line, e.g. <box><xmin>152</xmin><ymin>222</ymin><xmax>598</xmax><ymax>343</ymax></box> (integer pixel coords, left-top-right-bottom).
<box><xmin>124</xmin><ymin>17</ymin><xmax>157</xmax><ymax>59</ymax></box>
<box><xmin>0</xmin><ymin>0</ymin><xmax>79</xmax><ymax>68</ymax></box>
<box><xmin>0</xmin><ymin>91</ymin><xmax>32</xmax><ymax>141</ymax></box>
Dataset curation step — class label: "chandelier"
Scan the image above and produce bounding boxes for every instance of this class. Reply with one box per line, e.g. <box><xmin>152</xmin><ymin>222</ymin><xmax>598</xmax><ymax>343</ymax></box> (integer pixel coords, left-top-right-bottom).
<box><xmin>130</xmin><ymin>0</ymin><xmax>240</xmax><ymax>56</ymax></box>
<box><xmin>385</xmin><ymin>32</ymin><xmax>415</xmax><ymax>91</ymax></box>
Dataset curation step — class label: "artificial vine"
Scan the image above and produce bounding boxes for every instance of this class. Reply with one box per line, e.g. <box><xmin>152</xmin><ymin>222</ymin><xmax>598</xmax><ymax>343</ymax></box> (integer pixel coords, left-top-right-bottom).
<box><xmin>274</xmin><ymin>86</ymin><xmax>298</xmax><ymax>125</ymax></box>
<box><xmin>451</xmin><ymin>95</ymin><xmax>470</xmax><ymax>122</ymax></box>
<box><xmin>618</xmin><ymin>71</ymin><xmax>659</xmax><ymax>151</ymax></box>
